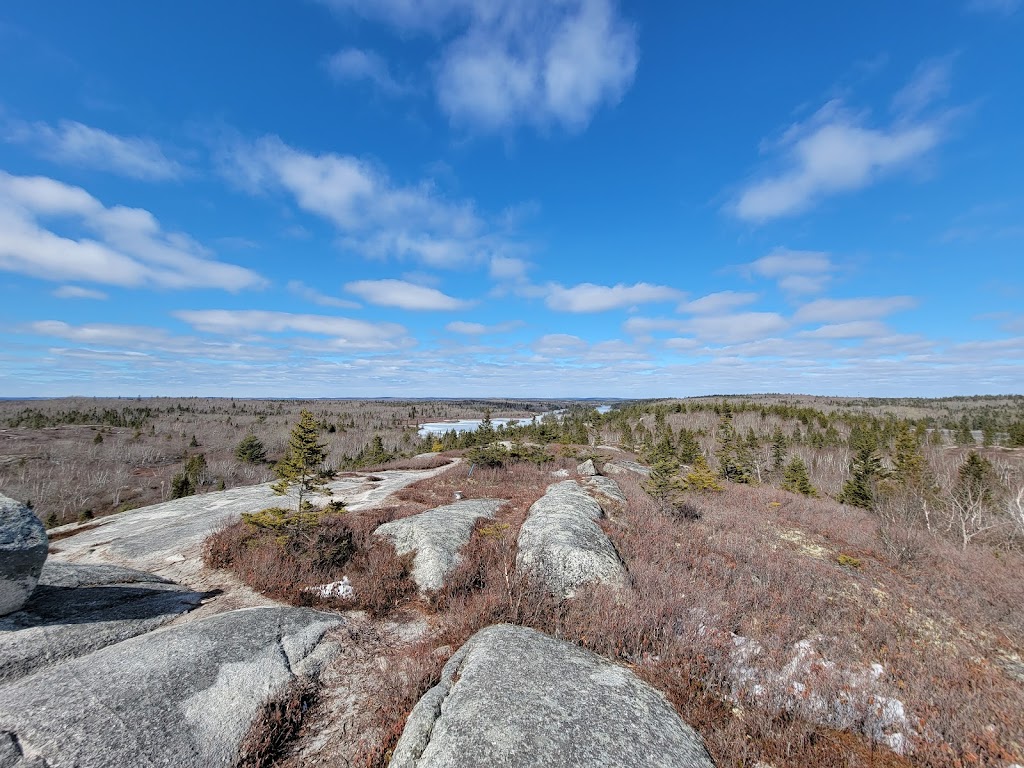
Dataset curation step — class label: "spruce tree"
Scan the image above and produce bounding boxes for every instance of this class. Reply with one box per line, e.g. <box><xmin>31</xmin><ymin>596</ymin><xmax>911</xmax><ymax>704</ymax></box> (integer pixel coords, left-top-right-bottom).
<box><xmin>839</xmin><ymin>446</ymin><xmax>884</xmax><ymax>509</ymax></box>
<box><xmin>781</xmin><ymin>456</ymin><xmax>818</xmax><ymax>497</ymax></box>
<box><xmin>770</xmin><ymin>426</ymin><xmax>787</xmax><ymax>473</ymax></box>
<box><xmin>647</xmin><ymin>455</ymin><xmax>681</xmax><ymax>500</ymax></box>
<box><xmin>235</xmin><ymin>433</ymin><xmax>267</xmax><ymax>464</ymax></box>
<box><xmin>676</xmin><ymin>428</ymin><xmax>700</xmax><ymax>465</ymax></box>
<box><xmin>272</xmin><ymin>409</ymin><xmax>330</xmax><ymax>512</ymax></box>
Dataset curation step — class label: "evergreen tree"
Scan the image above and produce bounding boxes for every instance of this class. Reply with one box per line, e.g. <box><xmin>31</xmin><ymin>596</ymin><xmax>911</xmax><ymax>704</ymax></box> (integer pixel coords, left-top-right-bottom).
<box><xmin>1009</xmin><ymin>421</ymin><xmax>1024</xmax><ymax>448</ymax></box>
<box><xmin>954</xmin><ymin>416</ymin><xmax>975</xmax><ymax>446</ymax></box>
<box><xmin>676</xmin><ymin>428</ymin><xmax>700</xmax><ymax>465</ymax></box>
<box><xmin>839</xmin><ymin>446</ymin><xmax>885</xmax><ymax>509</ymax></box>
<box><xmin>892</xmin><ymin>422</ymin><xmax>926</xmax><ymax>488</ymax></box>
<box><xmin>715</xmin><ymin>410</ymin><xmax>752</xmax><ymax>484</ymax></box>
<box><xmin>680</xmin><ymin>455</ymin><xmax>724</xmax><ymax>492</ymax></box>
<box><xmin>272</xmin><ymin>409</ymin><xmax>330</xmax><ymax>512</ymax></box>
<box><xmin>770</xmin><ymin>426</ymin><xmax>787</xmax><ymax>473</ymax></box>
<box><xmin>781</xmin><ymin>456</ymin><xmax>818</xmax><ymax>497</ymax></box>
<box><xmin>956</xmin><ymin>450</ymin><xmax>994</xmax><ymax>504</ymax></box>
<box><xmin>235</xmin><ymin>433</ymin><xmax>267</xmax><ymax>464</ymax></box>
<box><xmin>647</xmin><ymin>455</ymin><xmax>681</xmax><ymax>500</ymax></box>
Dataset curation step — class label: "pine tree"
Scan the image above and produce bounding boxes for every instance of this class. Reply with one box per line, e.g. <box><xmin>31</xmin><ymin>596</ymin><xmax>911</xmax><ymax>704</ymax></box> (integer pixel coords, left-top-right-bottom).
<box><xmin>676</xmin><ymin>428</ymin><xmax>700</xmax><ymax>465</ymax></box>
<box><xmin>715</xmin><ymin>410</ymin><xmax>752</xmax><ymax>484</ymax></box>
<box><xmin>272</xmin><ymin>409</ymin><xmax>330</xmax><ymax>512</ymax></box>
<box><xmin>954</xmin><ymin>416</ymin><xmax>975</xmax><ymax>446</ymax></box>
<box><xmin>781</xmin><ymin>456</ymin><xmax>818</xmax><ymax>497</ymax></box>
<box><xmin>839</xmin><ymin>446</ymin><xmax>884</xmax><ymax>509</ymax></box>
<box><xmin>647</xmin><ymin>455</ymin><xmax>681</xmax><ymax>500</ymax></box>
<box><xmin>680</xmin><ymin>455</ymin><xmax>723</xmax><ymax>492</ymax></box>
<box><xmin>770</xmin><ymin>426</ymin><xmax>787</xmax><ymax>473</ymax></box>
<box><xmin>956</xmin><ymin>450</ymin><xmax>994</xmax><ymax>505</ymax></box>
<box><xmin>892</xmin><ymin>422</ymin><xmax>926</xmax><ymax>488</ymax></box>
<box><xmin>235</xmin><ymin>433</ymin><xmax>267</xmax><ymax>464</ymax></box>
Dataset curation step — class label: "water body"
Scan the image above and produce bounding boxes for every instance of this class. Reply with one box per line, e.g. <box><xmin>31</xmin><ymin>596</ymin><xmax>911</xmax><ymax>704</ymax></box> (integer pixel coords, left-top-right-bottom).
<box><xmin>418</xmin><ymin>405</ymin><xmax>611</xmax><ymax>438</ymax></box>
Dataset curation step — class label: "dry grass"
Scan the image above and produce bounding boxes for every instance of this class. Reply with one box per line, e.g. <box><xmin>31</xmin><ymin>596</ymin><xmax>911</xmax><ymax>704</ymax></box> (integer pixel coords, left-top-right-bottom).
<box><xmin>348</xmin><ymin>461</ymin><xmax>1024</xmax><ymax>767</ymax></box>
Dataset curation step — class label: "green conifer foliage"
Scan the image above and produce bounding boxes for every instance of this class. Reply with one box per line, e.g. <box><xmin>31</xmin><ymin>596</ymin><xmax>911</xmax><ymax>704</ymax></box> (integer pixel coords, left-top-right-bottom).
<box><xmin>272</xmin><ymin>409</ymin><xmax>330</xmax><ymax>512</ymax></box>
<box><xmin>839</xmin><ymin>446</ymin><xmax>885</xmax><ymax>509</ymax></box>
<box><xmin>780</xmin><ymin>456</ymin><xmax>818</xmax><ymax>497</ymax></box>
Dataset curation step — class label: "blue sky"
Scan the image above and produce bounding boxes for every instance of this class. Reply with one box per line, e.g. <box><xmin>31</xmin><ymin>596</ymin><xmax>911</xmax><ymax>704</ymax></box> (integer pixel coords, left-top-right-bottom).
<box><xmin>1</xmin><ymin>0</ymin><xmax>1022</xmax><ymax>398</ymax></box>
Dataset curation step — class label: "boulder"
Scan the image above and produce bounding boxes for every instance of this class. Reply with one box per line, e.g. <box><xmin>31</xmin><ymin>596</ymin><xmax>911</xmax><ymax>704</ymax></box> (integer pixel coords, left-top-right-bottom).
<box><xmin>516</xmin><ymin>481</ymin><xmax>628</xmax><ymax>598</ymax></box>
<box><xmin>0</xmin><ymin>562</ymin><xmax>207</xmax><ymax>684</ymax></box>
<box><xmin>391</xmin><ymin>624</ymin><xmax>716</xmax><ymax>768</ymax></box>
<box><xmin>576</xmin><ymin>458</ymin><xmax>598</xmax><ymax>476</ymax></box>
<box><xmin>0</xmin><ymin>494</ymin><xmax>47</xmax><ymax>617</ymax></box>
<box><xmin>374</xmin><ymin>499</ymin><xmax>505</xmax><ymax>591</ymax></box>
<box><xmin>0</xmin><ymin>606</ymin><xmax>343</xmax><ymax>768</ymax></box>
<box><xmin>582</xmin><ymin>476</ymin><xmax>627</xmax><ymax>508</ymax></box>
<box><xmin>603</xmin><ymin>460</ymin><xmax>652</xmax><ymax>478</ymax></box>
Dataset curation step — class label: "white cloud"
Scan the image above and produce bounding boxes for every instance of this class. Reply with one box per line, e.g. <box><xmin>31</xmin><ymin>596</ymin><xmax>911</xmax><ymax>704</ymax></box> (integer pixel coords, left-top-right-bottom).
<box><xmin>533</xmin><ymin>333</ymin><xmax>587</xmax><ymax>356</ymax></box>
<box><xmin>322</xmin><ymin>0</ymin><xmax>637</xmax><ymax>132</ymax></box>
<box><xmin>52</xmin><ymin>285</ymin><xmax>108</xmax><ymax>300</ymax></box>
<box><xmin>794</xmin><ymin>296</ymin><xmax>917</xmax><ymax>324</ymax></box>
<box><xmin>892</xmin><ymin>58</ymin><xmax>953</xmax><ymax>117</ymax></box>
<box><xmin>545</xmin><ymin>281</ymin><xmax>682</xmax><ymax>312</ymax></box>
<box><xmin>681</xmin><ymin>312</ymin><xmax>789</xmax><ymax>344</ymax></box>
<box><xmin>489</xmin><ymin>255</ymin><xmax>530</xmax><ymax>281</ymax></box>
<box><xmin>173</xmin><ymin>309</ymin><xmax>411</xmax><ymax>349</ymax></box>
<box><xmin>345</xmin><ymin>278</ymin><xmax>472</xmax><ymax>310</ymax></box>
<box><xmin>29</xmin><ymin>320</ymin><xmax>166</xmax><ymax>345</ymax></box>
<box><xmin>798</xmin><ymin>321</ymin><xmax>890</xmax><ymax>339</ymax></box>
<box><xmin>287</xmin><ymin>280</ymin><xmax>361</xmax><ymax>309</ymax></box>
<box><xmin>4</xmin><ymin>119</ymin><xmax>183</xmax><ymax>180</ymax></box>
<box><xmin>222</xmin><ymin>135</ymin><xmax>512</xmax><ymax>268</ymax></box>
<box><xmin>0</xmin><ymin>172</ymin><xmax>265</xmax><ymax>291</ymax></box>
<box><xmin>445</xmin><ymin>319</ymin><xmax>523</xmax><ymax>335</ymax></box>
<box><xmin>747</xmin><ymin>248</ymin><xmax>835</xmax><ymax>294</ymax></box>
<box><xmin>681</xmin><ymin>291</ymin><xmax>758</xmax><ymax>314</ymax></box>
<box><xmin>731</xmin><ymin>90</ymin><xmax>947</xmax><ymax>222</ymax></box>
<box><xmin>326</xmin><ymin>48</ymin><xmax>405</xmax><ymax>94</ymax></box>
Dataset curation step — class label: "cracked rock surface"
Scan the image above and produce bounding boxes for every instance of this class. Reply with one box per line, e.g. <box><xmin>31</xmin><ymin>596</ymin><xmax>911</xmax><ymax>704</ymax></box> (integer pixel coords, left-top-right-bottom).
<box><xmin>390</xmin><ymin>624</ymin><xmax>716</xmax><ymax>768</ymax></box>
<box><xmin>0</xmin><ymin>493</ymin><xmax>47</xmax><ymax>617</ymax></box>
<box><xmin>516</xmin><ymin>481</ymin><xmax>628</xmax><ymax>598</ymax></box>
<box><xmin>374</xmin><ymin>498</ymin><xmax>506</xmax><ymax>591</ymax></box>
<box><xmin>0</xmin><ymin>606</ymin><xmax>343</xmax><ymax>768</ymax></box>
<box><xmin>0</xmin><ymin>562</ymin><xmax>207</xmax><ymax>685</ymax></box>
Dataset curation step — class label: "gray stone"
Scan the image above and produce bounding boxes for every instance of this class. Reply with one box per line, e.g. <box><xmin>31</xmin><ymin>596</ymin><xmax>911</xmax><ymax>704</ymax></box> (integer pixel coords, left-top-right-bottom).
<box><xmin>374</xmin><ymin>499</ymin><xmax>506</xmax><ymax>591</ymax></box>
<box><xmin>0</xmin><ymin>606</ymin><xmax>343</xmax><ymax>768</ymax></box>
<box><xmin>391</xmin><ymin>624</ymin><xmax>716</xmax><ymax>768</ymax></box>
<box><xmin>48</xmin><ymin>464</ymin><xmax>455</xmax><ymax>575</ymax></box>
<box><xmin>603</xmin><ymin>459</ymin><xmax>652</xmax><ymax>478</ymax></box>
<box><xmin>0</xmin><ymin>562</ymin><xmax>206</xmax><ymax>684</ymax></box>
<box><xmin>583</xmin><ymin>476</ymin><xmax>627</xmax><ymax>508</ymax></box>
<box><xmin>516</xmin><ymin>481</ymin><xmax>628</xmax><ymax>598</ymax></box>
<box><xmin>0</xmin><ymin>494</ymin><xmax>47</xmax><ymax>617</ymax></box>
<box><xmin>576</xmin><ymin>458</ymin><xmax>598</xmax><ymax>476</ymax></box>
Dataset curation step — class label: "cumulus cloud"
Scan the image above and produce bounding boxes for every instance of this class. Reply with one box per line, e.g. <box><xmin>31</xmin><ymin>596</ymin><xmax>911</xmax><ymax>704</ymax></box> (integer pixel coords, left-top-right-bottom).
<box><xmin>794</xmin><ymin>296</ymin><xmax>917</xmax><ymax>324</ymax></box>
<box><xmin>681</xmin><ymin>312</ymin><xmax>789</xmax><ymax>345</ymax></box>
<box><xmin>0</xmin><ymin>172</ymin><xmax>265</xmax><ymax>291</ymax></box>
<box><xmin>345</xmin><ymin>278</ymin><xmax>472</xmax><ymax>310</ymax></box>
<box><xmin>545</xmin><ymin>281</ymin><xmax>682</xmax><ymax>312</ymax></box>
<box><xmin>321</xmin><ymin>0</ymin><xmax>637</xmax><ymax>132</ymax></box>
<box><xmin>325</xmin><ymin>48</ymin><xmax>405</xmax><ymax>94</ymax></box>
<box><xmin>730</xmin><ymin>59</ymin><xmax>955</xmax><ymax>223</ymax></box>
<box><xmin>746</xmin><ymin>248</ymin><xmax>835</xmax><ymax>294</ymax></box>
<box><xmin>173</xmin><ymin>309</ymin><xmax>411</xmax><ymax>349</ymax></box>
<box><xmin>798</xmin><ymin>321</ymin><xmax>891</xmax><ymax>339</ymax></box>
<box><xmin>287</xmin><ymin>280</ymin><xmax>361</xmax><ymax>309</ymax></box>
<box><xmin>222</xmin><ymin>135</ymin><xmax>513</xmax><ymax>268</ymax></box>
<box><xmin>52</xmin><ymin>285</ymin><xmax>108</xmax><ymax>300</ymax></box>
<box><xmin>681</xmin><ymin>291</ymin><xmax>758</xmax><ymax>314</ymax></box>
<box><xmin>4</xmin><ymin>119</ymin><xmax>183</xmax><ymax>180</ymax></box>
<box><xmin>446</xmin><ymin>319</ymin><xmax>523</xmax><ymax>335</ymax></box>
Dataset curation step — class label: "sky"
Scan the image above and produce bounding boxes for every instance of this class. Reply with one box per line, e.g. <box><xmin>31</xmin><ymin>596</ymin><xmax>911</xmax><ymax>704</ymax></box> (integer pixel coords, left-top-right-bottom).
<box><xmin>0</xmin><ymin>0</ymin><xmax>1022</xmax><ymax>398</ymax></box>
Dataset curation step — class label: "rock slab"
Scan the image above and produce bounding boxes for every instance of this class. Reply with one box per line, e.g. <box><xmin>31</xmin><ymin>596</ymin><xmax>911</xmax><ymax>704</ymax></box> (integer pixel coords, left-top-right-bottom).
<box><xmin>0</xmin><ymin>494</ymin><xmax>47</xmax><ymax>617</ymax></box>
<box><xmin>0</xmin><ymin>605</ymin><xmax>343</xmax><ymax>768</ymax></box>
<box><xmin>516</xmin><ymin>481</ymin><xmax>628</xmax><ymax>598</ymax></box>
<box><xmin>390</xmin><ymin>624</ymin><xmax>716</xmax><ymax>768</ymax></box>
<box><xmin>0</xmin><ymin>562</ymin><xmax>207</xmax><ymax>685</ymax></box>
<box><xmin>374</xmin><ymin>499</ymin><xmax>505</xmax><ymax>591</ymax></box>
